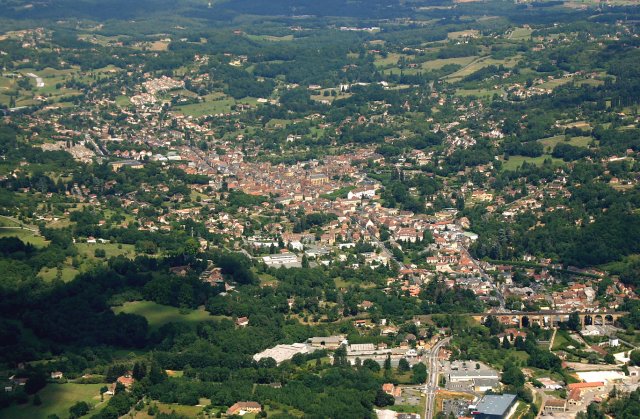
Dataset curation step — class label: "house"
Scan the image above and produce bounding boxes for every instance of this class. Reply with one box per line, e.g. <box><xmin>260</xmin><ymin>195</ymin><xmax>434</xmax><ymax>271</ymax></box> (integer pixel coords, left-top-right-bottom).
<box><xmin>109</xmin><ymin>160</ymin><xmax>145</xmax><ymax>171</ymax></box>
<box><xmin>117</xmin><ymin>375</ymin><xmax>135</xmax><ymax>389</ymax></box>
<box><xmin>543</xmin><ymin>398</ymin><xmax>567</xmax><ymax>414</ymax></box>
<box><xmin>50</xmin><ymin>371</ymin><xmax>63</xmax><ymax>379</ymax></box>
<box><xmin>169</xmin><ymin>265</ymin><xmax>190</xmax><ymax>277</ymax></box>
<box><xmin>236</xmin><ymin>317</ymin><xmax>249</xmax><ymax>327</ymax></box>
<box><xmin>567</xmin><ymin>382</ymin><xmax>604</xmax><ymax>392</ymax></box>
<box><xmin>382</xmin><ymin>383</ymin><xmax>402</xmax><ymax>397</ymax></box>
<box><xmin>227</xmin><ymin>401</ymin><xmax>262</xmax><ymax>416</ymax></box>
<box><xmin>537</xmin><ymin>377</ymin><xmax>563</xmax><ymax>390</ymax></box>
<box><xmin>9</xmin><ymin>376</ymin><xmax>27</xmax><ymax>387</ymax></box>
<box><xmin>566</xmin><ymin>381</ymin><xmax>605</xmax><ymax>405</ymax></box>
<box><xmin>359</xmin><ymin>300</ymin><xmax>374</xmax><ymax>310</ymax></box>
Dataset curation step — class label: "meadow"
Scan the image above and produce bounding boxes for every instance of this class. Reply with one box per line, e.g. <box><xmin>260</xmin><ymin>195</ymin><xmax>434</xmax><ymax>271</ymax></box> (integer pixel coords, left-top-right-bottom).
<box><xmin>111</xmin><ymin>300</ymin><xmax>221</xmax><ymax>330</ymax></box>
<box><xmin>502</xmin><ymin>155</ymin><xmax>564</xmax><ymax>171</ymax></box>
<box><xmin>0</xmin><ymin>383</ymin><xmax>106</xmax><ymax>419</ymax></box>
<box><xmin>538</xmin><ymin>135</ymin><xmax>593</xmax><ymax>153</ymax></box>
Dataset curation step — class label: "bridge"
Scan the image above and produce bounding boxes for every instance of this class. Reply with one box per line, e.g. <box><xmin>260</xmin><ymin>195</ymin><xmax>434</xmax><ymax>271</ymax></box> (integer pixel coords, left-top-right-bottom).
<box><xmin>471</xmin><ymin>311</ymin><xmax>628</xmax><ymax>328</ymax></box>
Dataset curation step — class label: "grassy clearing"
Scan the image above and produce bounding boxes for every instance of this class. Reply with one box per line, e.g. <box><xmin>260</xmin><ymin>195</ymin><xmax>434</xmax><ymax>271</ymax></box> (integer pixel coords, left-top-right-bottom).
<box><xmin>334</xmin><ymin>278</ymin><xmax>376</xmax><ymax>289</ymax></box>
<box><xmin>445</xmin><ymin>54</ymin><xmax>521</xmax><ymax>81</ymax></box>
<box><xmin>552</xmin><ymin>330</ymin><xmax>581</xmax><ymax>351</ymax></box>
<box><xmin>246</xmin><ymin>34</ymin><xmax>294</xmax><ymax>42</ymax></box>
<box><xmin>509</xmin><ymin>27</ymin><xmax>533</xmax><ymax>40</ymax></box>
<box><xmin>174</xmin><ymin>93</ymin><xmax>259</xmax><ymax>117</ymax></box>
<box><xmin>502</xmin><ymin>155</ymin><xmax>564</xmax><ymax>171</ymax></box>
<box><xmin>538</xmin><ymin>77</ymin><xmax>573</xmax><ymax>90</ymax></box>
<box><xmin>448</xmin><ymin>30</ymin><xmax>480</xmax><ymax>39</ymax></box>
<box><xmin>115</xmin><ymin>95</ymin><xmax>131</xmax><ymax>107</ymax></box>
<box><xmin>0</xmin><ymin>383</ymin><xmax>106</xmax><ymax>419</ymax></box>
<box><xmin>133</xmin><ymin>402</ymin><xmax>205</xmax><ymax>419</ymax></box>
<box><xmin>0</xmin><ymin>228</ymin><xmax>49</xmax><ymax>248</ymax></box>
<box><xmin>258</xmin><ymin>271</ymin><xmax>279</xmax><ymax>287</ymax></box>
<box><xmin>112</xmin><ymin>301</ymin><xmax>220</xmax><ymax>330</ymax></box>
<box><xmin>374</xmin><ymin>53</ymin><xmax>405</xmax><ymax>68</ymax></box>
<box><xmin>421</xmin><ymin>56</ymin><xmax>477</xmax><ymax>71</ymax></box>
<box><xmin>456</xmin><ymin>87</ymin><xmax>503</xmax><ymax>98</ymax></box>
<box><xmin>76</xmin><ymin>242</ymin><xmax>136</xmax><ymax>260</ymax></box>
<box><xmin>538</xmin><ymin>135</ymin><xmax>593</xmax><ymax>152</ymax></box>
<box><xmin>38</xmin><ymin>263</ymin><xmax>80</xmax><ymax>282</ymax></box>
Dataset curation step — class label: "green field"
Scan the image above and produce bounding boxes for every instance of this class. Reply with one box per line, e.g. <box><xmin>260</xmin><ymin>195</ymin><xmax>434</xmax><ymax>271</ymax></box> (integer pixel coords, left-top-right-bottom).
<box><xmin>456</xmin><ymin>87</ymin><xmax>504</xmax><ymax>99</ymax></box>
<box><xmin>421</xmin><ymin>56</ymin><xmax>477</xmax><ymax>71</ymax></box>
<box><xmin>538</xmin><ymin>135</ymin><xmax>593</xmax><ymax>152</ymax></box>
<box><xmin>76</xmin><ymin>242</ymin><xmax>136</xmax><ymax>259</ymax></box>
<box><xmin>448</xmin><ymin>30</ymin><xmax>480</xmax><ymax>39</ymax></box>
<box><xmin>374</xmin><ymin>53</ymin><xmax>404</xmax><ymax>68</ymax></box>
<box><xmin>0</xmin><ymin>228</ymin><xmax>49</xmax><ymax>248</ymax></box>
<box><xmin>132</xmin><ymin>401</ymin><xmax>207</xmax><ymax>418</ymax></box>
<box><xmin>112</xmin><ymin>301</ymin><xmax>220</xmax><ymax>330</ymax></box>
<box><xmin>246</xmin><ymin>34</ymin><xmax>294</xmax><ymax>42</ymax></box>
<box><xmin>174</xmin><ymin>93</ymin><xmax>260</xmax><ymax>117</ymax></box>
<box><xmin>509</xmin><ymin>27</ymin><xmax>533</xmax><ymax>40</ymax></box>
<box><xmin>502</xmin><ymin>155</ymin><xmax>564</xmax><ymax>171</ymax></box>
<box><xmin>552</xmin><ymin>330</ymin><xmax>581</xmax><ymax>351</ymax></box>
<box><xmin>38</xmin><ymin>263</ymin><xmax>80</xmax><ymax>282</ymax></box>
<box><xmin>115</xmin><ymin>95</ymin><xmax>131</xmax><ymax>107</ymax></box>
<box><xmin>538</xmin><ymin>77</ymin><xmax>573</xmax><ymax>90</ymax></box>
<box><xmin>445</xmin><ymin>54</ymin><xmax>521</xmax><ymax>81</ymax></box>
<box><xmin>0</xmin><ymin>383</ymin><xmax>106</xmax><ymax>419</ymax></box>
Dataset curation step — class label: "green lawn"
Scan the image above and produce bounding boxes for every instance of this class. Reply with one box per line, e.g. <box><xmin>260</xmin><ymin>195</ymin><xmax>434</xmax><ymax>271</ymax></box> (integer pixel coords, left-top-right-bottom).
<box><xmin>509</xmin><ymin>27</ymin><xmax>533</xmax><ymax>40</ymax></box>
<box><xmin>112</xmin><ymin>301</ymin><xmax>221</xmax><ymax>330</ymax></box>
<box><xmin>0</xmin><ymin>228</ymin><xmax>49</xmax><ymax>248</ymax></box>
<box><xmin>538</xmin><ymin>77</ymin><xmax>574</xmax><ymax>90</ymax></box>
<box><xmin>444</xmin><ymin>55</ymin><xmax>521</xmax><ymax>81</ymax></box>
<box><xmin>115</xmin><ymin>95</ymin><xmax>130</xmax><ymax>107</ymax></box>
<box><xmin>174</xmin><ymin>93</ymin><xmax>260</xmax><ymax>117</ymax></box>
<box><xmin>448</xmin><ymin>30</ymin><xmax>480</xmax><ymax>39</ymax></box>
<box><xmin>552</xmin><ymin>330</ymin><xmax>581</xmax><ymax>351</ymax></box>
<box><xmin>38</xmin><ymin>264</ymin><xmax>80</xmax><ymax>282</ymax></box>
<box><xmin>374</xmin><ymin>53</ymin><xmax>405</xmax><ymax>68</ymax></box>
<box><xmin>246</xmin><ymin>34</ymin><xmax>294</xmax><ymax>42</ymax></box>
<box><xmin>76</xmin><ymin>242</ymin><xmax>136</xmax><ymax>259</ymax></box>
<box><xmin>421</xmin><ymin>56</ymin><xmax>477</xmax><ymax>71</ymax></box>
<box><xmin>334</xmin><ymin>278</ymin><xmax>376</xmax><ymax>289</ymax></box>
<box><xmin>538</xmin><ymin>135</ymin><xmax>593</xmax><ymax>152</ymax></box>
<box><xmin>456</xmin><ymin>87</ymin><xmax>503</xmax><ymax>99</ymax></box>
<box><xmin>132</xmin><ymin>402</ymin><xmax>206</xmax><ymax>418</ymax></box>
<box><xmin>502</xmin><ymin>155</ymin><xmax>564</xmax><ymax>171</ymax></box>
<box><xmin>0</xmin><ymin>383</ymin><xmax>106</xmax><ymax>419</ymax></box>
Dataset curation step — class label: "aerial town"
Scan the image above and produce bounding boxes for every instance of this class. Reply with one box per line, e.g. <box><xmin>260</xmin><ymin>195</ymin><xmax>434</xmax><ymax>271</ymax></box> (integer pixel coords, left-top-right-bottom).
<box><xmin>1</xmin><ymin>0</ymin><xmax>640</xmax><ymax>418</ymax></box>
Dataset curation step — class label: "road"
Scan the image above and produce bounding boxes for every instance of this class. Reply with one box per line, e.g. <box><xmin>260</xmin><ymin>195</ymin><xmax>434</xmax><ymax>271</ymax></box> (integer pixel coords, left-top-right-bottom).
<box><xmin>424</xmin><ymin>337</ymin><xmax>450</xmax><ymax>419</ymax></box>
<box><xmin>351</xmin><ymin>213</ymin><xmax>404</xmax><ymax>267</ymax></box>
<box><xmin>26</xmin><ymin>72</ymin><xmax>44</xmax><ymax>88</ymax></box>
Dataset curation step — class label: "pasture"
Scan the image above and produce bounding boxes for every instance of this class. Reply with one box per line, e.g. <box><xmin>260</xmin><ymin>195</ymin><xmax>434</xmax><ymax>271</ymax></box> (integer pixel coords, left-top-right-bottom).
<box><xmin>502</xmin><ymin>155</ymin><xmax>564</xmax><ymax>171</ymax></box>
<box><xmin>0</xmin><ymin>383</ymin><xmax>106</xmax><ymax>419</ymax></box>
<box><xmin>112</xmin><ymin>301</ymin><xmax>220</xmax><ymax>330</ymax></box>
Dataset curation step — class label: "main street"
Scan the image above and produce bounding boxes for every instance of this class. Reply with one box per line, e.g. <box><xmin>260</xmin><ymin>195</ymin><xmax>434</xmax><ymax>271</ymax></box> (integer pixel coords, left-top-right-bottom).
<box><xmin>424</xmin><ymin>336</ymin><xmax>450</xmax><ymax>419</ymax></box>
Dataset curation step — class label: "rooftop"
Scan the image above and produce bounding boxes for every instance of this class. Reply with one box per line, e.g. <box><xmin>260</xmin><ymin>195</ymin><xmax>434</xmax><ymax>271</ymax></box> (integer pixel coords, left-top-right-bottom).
<box><xmin>474</xmin><ymin>394</ymin><xmax>517</xmax><ymax>416</ymax></box>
